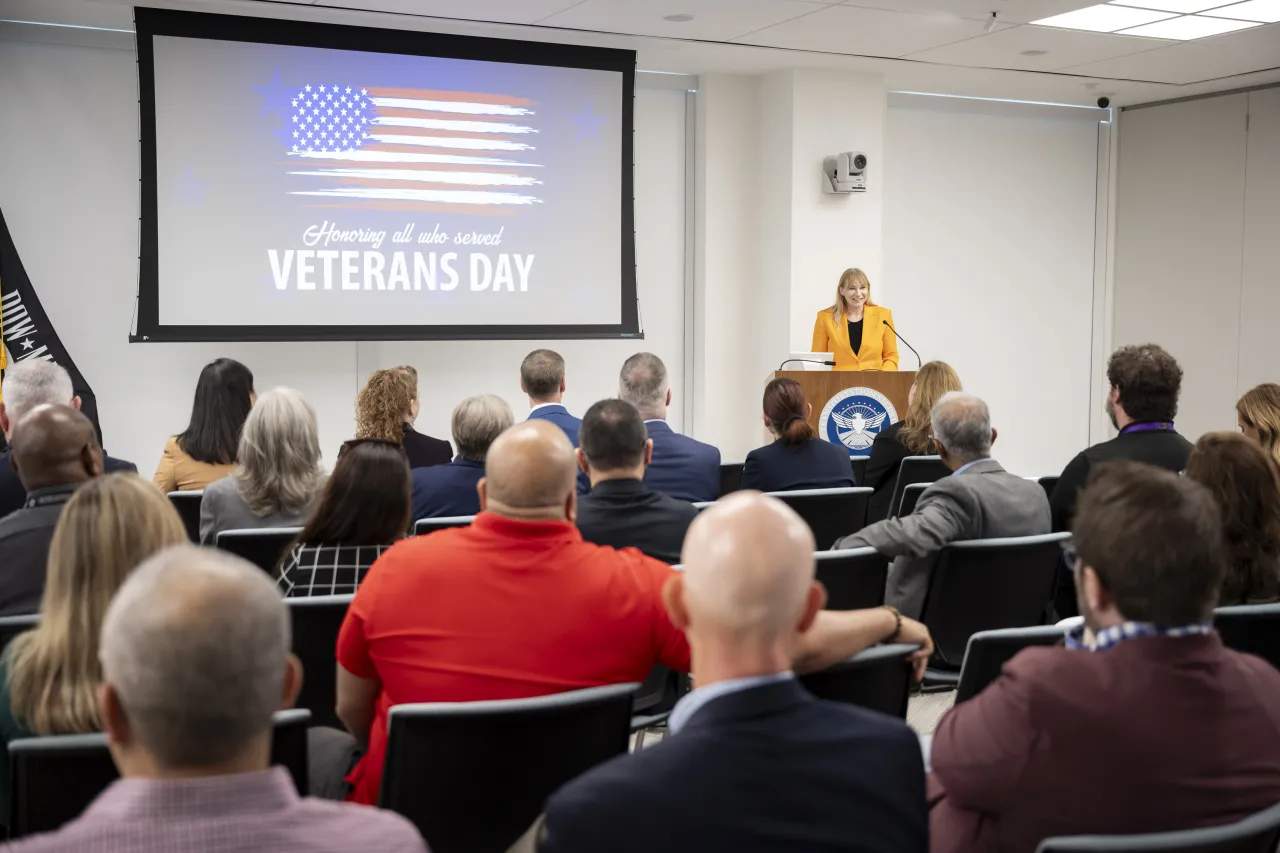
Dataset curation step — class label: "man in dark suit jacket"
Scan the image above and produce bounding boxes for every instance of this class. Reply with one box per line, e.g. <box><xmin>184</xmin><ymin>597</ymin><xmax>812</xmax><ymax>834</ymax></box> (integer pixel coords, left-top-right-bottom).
<box><xmin>0</xmin><ymin>405</ymin><xmax>103</xmax><ymax>615</ymax></box>
<box><xmin>574</xmin><ymin>400</ymin><xmax>698</xmax><ymax>565</ymax></box>
<box><xmin>0</xmin><ymin>360</ymin><xmax>135</xmax><ymax>520</ymax></box>
<box><xmin>619</xmin><ymin>352</ymin><xmax>720</xmax><ymax>503</ymax></box>
<box><xmin>931</xmin><ymin>461</ymin><xmax>1280</xmax><ymax>853</ymax></box>
<box><xmin>512</xmin><ymin>491</ymin><xmax>928</xmax><ymax>853</ymax></box>
<box><xmin>836</xmin><ymin>393</ymin><xmax>1050</xmax><ymax>618</ymax></box>
<box><xmin>1049</xmin><ymin>344</ymin><xmax>1192</xmax><ymax>616</ymax></box>
<box><xmin>412</xmin><ymin>394</ymin><xmax>513</xmax><ymax>521</ymax></box>
<box><xmin>520</xmin><ymin>349</ymin><xmax>588</xmax><ymax>493</ymax></box>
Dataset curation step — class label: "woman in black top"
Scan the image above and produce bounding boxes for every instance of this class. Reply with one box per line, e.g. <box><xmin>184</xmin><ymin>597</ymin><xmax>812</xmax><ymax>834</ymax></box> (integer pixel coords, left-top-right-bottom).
<box><xmin>863</xmin><ymin>360</ymin><xmax>962</xmax><ymax>522</ymax></box>
<box><xmin>350</xmin><ymin>365</ymin><xmax>451</xmax><ymax>469</ymax></box>
<box><xmin>740</xmin><ymin>378</ymin><xmax>854</xmax><ymax>493</ymax></box>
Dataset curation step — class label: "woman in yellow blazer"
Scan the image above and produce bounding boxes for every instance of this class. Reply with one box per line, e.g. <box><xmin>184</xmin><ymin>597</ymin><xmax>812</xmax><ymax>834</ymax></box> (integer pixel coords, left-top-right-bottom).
<box><xmin>811</xmin><ymin>268</ymin><xmax>899</xmax><ymax>371</ymax></box>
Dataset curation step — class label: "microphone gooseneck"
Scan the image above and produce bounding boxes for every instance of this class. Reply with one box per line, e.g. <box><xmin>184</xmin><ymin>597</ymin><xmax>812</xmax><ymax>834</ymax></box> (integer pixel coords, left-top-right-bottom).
<box><xmin>778</xmin><ymin>358</ymin><xmax>837</xmax><ymax>370</ymax></box>
<box><xmin>882</xmin><ymin>320</ymin><xmax>923</xmax><ymax>369</ymax></box>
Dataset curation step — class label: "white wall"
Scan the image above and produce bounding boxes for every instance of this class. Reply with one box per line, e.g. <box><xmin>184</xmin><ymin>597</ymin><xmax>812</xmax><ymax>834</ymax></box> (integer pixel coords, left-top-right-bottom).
<box><xmin>1111</xmin><ymin>88</ymin><xmax>1280</xmax><ymax>442</ymax></box>
<box><xmin>0</xmin><ymin>37</ymin><xmax>689</xmax><ymax>473</ymax></box>
<box><xmin>883</xmin><ymin>97</ymin><xmax>1104</xmax><ymax>477</ymax></box>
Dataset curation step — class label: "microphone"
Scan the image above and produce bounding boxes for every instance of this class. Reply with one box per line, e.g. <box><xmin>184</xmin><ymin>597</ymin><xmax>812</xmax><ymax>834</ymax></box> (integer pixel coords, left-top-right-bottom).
<box><xmin>779</xmin><ymin>358</ymin><xmax>836</xmax><ymax>370</ymax></box>
<box><xmin>882</xmin><ymin>320</ymin><xmax>922</xmax><ymax>369</ymax></box>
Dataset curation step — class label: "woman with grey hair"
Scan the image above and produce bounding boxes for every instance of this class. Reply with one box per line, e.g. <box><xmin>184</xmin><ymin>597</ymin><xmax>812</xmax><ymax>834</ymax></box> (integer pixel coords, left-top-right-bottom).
<box><xmin>199</xmin><ymin>388</ymin><xmax>325</xmax><ymax>544</ymax></box>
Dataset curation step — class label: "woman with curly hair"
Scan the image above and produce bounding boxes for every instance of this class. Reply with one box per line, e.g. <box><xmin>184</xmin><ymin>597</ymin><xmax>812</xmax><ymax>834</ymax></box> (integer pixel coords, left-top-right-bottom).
<box><xmin>351</xmin><ymin>366</ymin><xmax>451</xmax><ymax>469</ymax></box>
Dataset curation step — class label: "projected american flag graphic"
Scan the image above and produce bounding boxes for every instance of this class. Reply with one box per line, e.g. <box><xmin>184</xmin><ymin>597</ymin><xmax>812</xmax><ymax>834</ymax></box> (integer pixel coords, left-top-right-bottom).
<box><xmin>285</xmin><ymin>84</ymin><xmax>543</xmax><ymax>212</ymax></box>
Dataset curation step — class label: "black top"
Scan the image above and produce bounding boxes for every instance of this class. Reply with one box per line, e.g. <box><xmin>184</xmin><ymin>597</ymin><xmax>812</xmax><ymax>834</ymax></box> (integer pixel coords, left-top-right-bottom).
<box><xmin>0</xmin><ymin>483</ymin><xmax>80</xmax><ymax>616</ymax></box>
<box><xmin>1049</xmin><ymin>427</ymin><xmax>1194</xmax><ymax>533</ymax></box>
<box><xmin>400</xmin><ymin>423</ymin><xmax>452</xmax><ymax>470</ymax></box>
<box><xmin>847</xmin><ymin>319</ymin><xmax>864</xmax><ymax>355</ymax></box>
<box><xmin>539</xmin><ymin>678</ymin><xmax>928</xmax><ymax>853</ymax></box>
<box><xmin>740</xmin><ymin>437</ymin><xmax>855</xmax><ymax>494</ymax></box>
<box><xmin>0</xmin><ymin>451</ymin><xmax>136</xmax><ymax>523</ymax></box>
<box><xmin>862</xmin><ymin>421</ymin><xmax>915</xmax><ymax>523</ymax></box>
<box><xmin>575</xmin><ymin>478</ymin><xmax>699</xmax><ymax>565</ymax></box>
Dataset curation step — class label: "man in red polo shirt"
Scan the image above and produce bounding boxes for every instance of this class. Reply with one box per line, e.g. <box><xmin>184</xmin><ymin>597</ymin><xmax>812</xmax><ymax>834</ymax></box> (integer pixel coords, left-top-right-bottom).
<box><xmin>335</xmin><ymin>419</ymin><xmax>932</xmax><ymax>806</ymax></box>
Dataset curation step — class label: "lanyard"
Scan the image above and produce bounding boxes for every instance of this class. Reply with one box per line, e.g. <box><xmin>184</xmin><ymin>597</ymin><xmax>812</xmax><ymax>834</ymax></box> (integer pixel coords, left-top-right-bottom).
<box><xmin>1120</xmin><ymin>421</ymin><xmax>1175</xmax><ymax>435</ymax></box>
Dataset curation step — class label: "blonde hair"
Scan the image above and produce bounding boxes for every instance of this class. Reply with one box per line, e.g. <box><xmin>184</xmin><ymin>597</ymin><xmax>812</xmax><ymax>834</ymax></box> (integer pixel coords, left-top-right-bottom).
<box><xmin>355</xmin><ymin>367</ymin><xmax>417</xmax><ymax>444</ymax></box>
<box><xmin>233</xmin><ymin>388</ymin><xmax>325</xmax><ymax>517</ymax></box>
<box><xmin>1237</xmin><ymin>384</ymin><xmax>1280</xmax><ymax>468</ymax></box>
<box><xmin>7</xmin><ymin>474</ymin><xmax>187</xmax><ymax>735</ymax></box>
<box><xmin>899</xmin><ymin>361</ymin><xmax>963</xmax><ymax>454</ymax></box>
<box><xmin>829</xmin><ymin>268</ymin><xmax>876</xmax><ymax>322</ymax></box>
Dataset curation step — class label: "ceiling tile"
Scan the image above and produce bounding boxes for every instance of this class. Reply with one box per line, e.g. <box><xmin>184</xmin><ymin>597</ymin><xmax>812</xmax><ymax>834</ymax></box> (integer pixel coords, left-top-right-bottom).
<box><xmin>1197</xmin><ymin>18</ymin><xmax>1280</xmax><ymax>44</ymax></box>
<box><xmin>310</xmin><ymin>0</ymin><xmax>585</xmax><ymax>25</ymax></box>
<box><xmin>903</xmin><ymin>23</ymin><xmax>1170</xmax><ymax>70</ymax></box>
<box><xmin>833</xmin><ymin>0</ymin><xmax>1099</xmax><ymax>25</ymax></box>
<box><xmin>536</xmin><ymin>0</ymin><xmax>829</xmax><ymax>40</ymax></box>
<box><xmin>739</xmin><ymin>4</ymin><xmax>1004</xmax><ymax>57</ymax></box>
<box><xmin>1118</xmin><ymin>13</ymin><xmax>1262</xmax><ymax>36</ymax></box>
<box><xmin>1201</xmin><ymin>0</ymin><xmax>1280</xmax><ymax>21</ymax></box>
<box><xmin>1061</xmin><ymin>37</ymin><xmax>1277</xmax><ymax>80</ymax></box>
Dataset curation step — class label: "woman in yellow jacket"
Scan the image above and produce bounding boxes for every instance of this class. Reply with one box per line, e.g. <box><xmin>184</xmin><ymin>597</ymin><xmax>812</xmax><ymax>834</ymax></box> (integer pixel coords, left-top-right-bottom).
<box><xmin>811</xmin><ymin>268</ymin><xmax>899</xmax><ymax>371</ymax></box>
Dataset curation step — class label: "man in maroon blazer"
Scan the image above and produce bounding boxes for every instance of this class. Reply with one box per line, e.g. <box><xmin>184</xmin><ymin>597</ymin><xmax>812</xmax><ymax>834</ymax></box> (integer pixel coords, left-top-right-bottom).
<box><xmin>929</xmin><ymin>460</ymin><xmax>1280</xmax><ymax>853</ymax></box>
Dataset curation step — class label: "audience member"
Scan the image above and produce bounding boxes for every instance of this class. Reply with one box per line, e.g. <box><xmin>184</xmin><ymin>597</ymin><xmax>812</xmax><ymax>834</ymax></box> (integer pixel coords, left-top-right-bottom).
<box><xmin>835</xmin><ymin>393</ymin><xmax>1050</xmax><ymax>618</ymax></box>
<box><xmin>411</xmin><ymin>394</ymin><xmax>513</xmax><ymax>521</ymax></box>
<box><xmin>929</xmin><ymin>462</ymin><xmax>1280</xmax><ymax>853</ymax></box>
<box><xmin>199</xmin><ymin>388</ymin><xmax>325</xmax><ymax>545</ymax></box>
<box><xmin>740</xmin><ymin>377</ymin><xmax>853</xmax><ymax>492</ymax></box>
<box><xmin>333</xmin><ymin>419</ymin><xmax>932</xmax><ymax>806</ymax></box>
<box><xmin>0</xmin><ymin>405</ymin><xmax>102</xmax><ymax>616</ymax></box>
<box><xmin>1186</xmin><ymin>432</ymin><xmax>1280</xmax><ymax>605</ymax></box>
<box><xmin>619</xmin><ymin>352</ymin><xmax>720</xmax><ymax>503</ymax></box>
<box><xmin>517</xmin><ymin>492</ymin><xmax>927</xmax><ymax>853</ymax></box>
<box><xmin>863</xmin><ymin>360</ymin><xmax>962</xmax><ymax>523</ymax></box>
<box><xmin>1</xmin><ymin>362</ymin><xmax>134</xmax><ymax>519</ymax></box>
<box><xmin>522</xmin><ymin>349</ymin><xmax>588</xmax><ymax>493</ymax></box>
<box><xmin>2</xmin><ymin>546</ymin><xmax>427</xmax><ymax>852</ymax></box>
<box><xmin>152</xmin><ymin>358</ymin><xmax>253</xmax><ymax>493</ymax></box>
<box><xmin>0</xmin><ymin>474</ymin><xmax>187</xmax><ymax>830</ymax></box>
<box><xmin>1236</xmin><ymin>382</ymin><xmax>1280</xmax><ymax>467</ymax></box>
<box><xmin>277</xmin><ymin>440</ymin><xmax>411</xmax><ymax>597</ymax></box>
<box><xmin>1050</xmin><ymin>344</ymin><xmax>1190</xmax><ymax>532</ymax></box>
<box><xmin>574</xmin><ymin>399</ymin><xmax>698</xmax><ymax>564</ymax></box>
<box><xmin>353</xmin><ymin>365</ymin><xmax>451</xmax><ymax>469</ymax></box>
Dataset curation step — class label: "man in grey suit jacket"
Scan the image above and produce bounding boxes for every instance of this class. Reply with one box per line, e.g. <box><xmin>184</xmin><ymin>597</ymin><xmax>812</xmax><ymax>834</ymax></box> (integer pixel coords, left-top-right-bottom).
<box><xmin>835</xmin><ymin>392</ymin><xmax>1051</xmax><ymax>618</ymax></box>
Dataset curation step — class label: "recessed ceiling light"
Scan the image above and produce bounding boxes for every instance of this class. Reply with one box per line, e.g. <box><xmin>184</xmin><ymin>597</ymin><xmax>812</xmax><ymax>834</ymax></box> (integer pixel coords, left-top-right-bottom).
<box><xmin>663</xmin><ymin>13</ymin><xmax>695</xmax><ymax>22</ymax></box>
<box><xmin>1119</xmin><ymin>13</ymin><xmax>1262</xmax><ymax>35</ymax></box>
<box><xmin>1200</xmin><ymin>0</ymin><xmax>1280</xmax><ymax>21</ymax></box>
<box><xmin>1108</xmin><ymin>0</ymin><xmax>1225</xmax><ymax>11</ymax></box>
<box><xmin>1021</xmin><ymin>48</ymin><xmax>1050</xmax><ymax>55</ymax></box>
<box><xmin>1031</xmin><ymin>3</ymin><xmax>1175</xmax><ymax>31</ymax></box>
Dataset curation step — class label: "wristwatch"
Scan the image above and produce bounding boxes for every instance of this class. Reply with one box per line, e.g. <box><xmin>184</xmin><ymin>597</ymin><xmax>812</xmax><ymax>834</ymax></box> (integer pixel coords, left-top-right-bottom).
<box><xmin>884</xmin><ymin>605</ymin><xmax>903</xmax><ymax>642</ymax></box>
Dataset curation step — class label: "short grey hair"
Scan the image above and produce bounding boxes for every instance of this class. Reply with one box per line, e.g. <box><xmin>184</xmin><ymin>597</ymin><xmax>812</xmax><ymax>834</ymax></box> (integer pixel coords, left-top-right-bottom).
<box><xmin>100</xmin><ymin>546</ymin><xmax>288</xmax><ymax>769</ymax></box>
<box><xmin>930</xmin><ymin>391</ymin><xmax>992</xmax><ymax>463</ymax></box>
<box><xmin>619</xmin><ymin>352</ymin><xmax>668</xmax><ymax>416</ymax></box>
<box><xmin>1</xmin><ymin>361</ymin><xmax>74</xmax><ymax>428</ymax></box>
<box><xmin>234</xmin><ymin>387</ymin><xmax>325</xmax><ymax>517</ymax></box>
<box><xmin>452</xmin><ymin>394</ymin><xmax>514</xmax><ymax>462</ymax></box>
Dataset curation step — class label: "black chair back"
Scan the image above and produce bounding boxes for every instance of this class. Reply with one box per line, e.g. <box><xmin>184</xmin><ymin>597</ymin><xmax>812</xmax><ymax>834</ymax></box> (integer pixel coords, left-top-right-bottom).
<box><xmin>288</xmin><ymin>595</ymin><xmax>352</xmax><ymax>729</ymax></box>
<box><xmin>380</xmin><ymin>683</ymin><xmax>638</xmax><ymax>853</ymax></box>
<box><xmin>888</xmin><ymin>456</ymin><xmax>950</xmax><ymax>517</ymax></box>
<box><xmin>1037</xmin><ymin>475</ymin><xmax>1059</xmax><ymax>500</ymax></box>
<box><xmin>0</xmin><ymin>614</ymin><xmax>40</xmax><ymax>656</ymax></box>
<box><xmin>815</xmin><ymin>548</ymin><xmax>888</xmax><ymax>610</ymax></box>
<box><xmin>214</xmin><ymin>527</ymin><xmax>301</xmax><ymax>575</ymax></box>
<box><xmin>166</xmin><ymin>490</ymin><xmax>203</xmax><ymax>543</ymax></box>
<box><xmin>799</xmin><ymin>643</ymin><xmax>918</xmax><ymax>718</ymax></box>
<box><xmin>1214</xmin><ymin>603</ymin><xmax>1280</xmax><ymax>671</ymax></box>
<box><xmin>921</xmin><ymin>532</ymin><xmax>1069</xmax><ymax>669</ymax></box>
<box><xmin>850</xmin><ymin>455</ymin><xmax>869</xmax><ymax>486</ymax></box>
<box><xmin>8</xmin><ymin>709</ymin><xmax>313</xmax><ymax>838</ymax></box>
<box><xmin>1036</xmin><ymin>801</ymin><xmax>1280</xmax><ymax>853</ymax></box>
<box><xmin>413</xmin><ymin>516</ymin><xmax>475</xmax><ymax>536</ymax></box>
<box><xmin>955</xmin><ymin>625</ymin><xmax>1064</xmax><ymax>703</ymax></box>
<box><xmin>765</xmin><ymin>487</ymin><xmax>872</xmax><ymax>550</ymax></box>
<box><xmin>895</xmin><ymin>482</ymin><xmax>930</xmax><ymax>517</ymax></box>
<box><xmin>719</xmin><ymin>463</ymin><xmax>744</xmax><ymax>497</ymax></box>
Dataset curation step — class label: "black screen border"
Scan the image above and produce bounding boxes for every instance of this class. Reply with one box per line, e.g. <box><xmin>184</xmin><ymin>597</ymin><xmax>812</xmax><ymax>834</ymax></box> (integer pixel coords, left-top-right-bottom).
<box><xmin>133</xmin><ymin>7</ymin><xmax>639</xmax><ymax>343</ymax></box>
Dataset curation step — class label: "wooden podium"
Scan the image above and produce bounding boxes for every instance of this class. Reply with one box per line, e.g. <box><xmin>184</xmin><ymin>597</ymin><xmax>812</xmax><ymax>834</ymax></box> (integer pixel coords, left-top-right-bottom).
<box><xmin>775</xmin><ymin>370</ymin><xmax>916</xmax><ymax>446</ymax></box>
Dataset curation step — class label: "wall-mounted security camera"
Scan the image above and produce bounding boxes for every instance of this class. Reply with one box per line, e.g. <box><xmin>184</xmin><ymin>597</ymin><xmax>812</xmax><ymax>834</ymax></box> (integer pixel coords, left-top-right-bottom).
<box><xmin>823</xmin><ymin>151</ymin><xmax>868</xmax><ymax>194</ymax></box>
<box><xmin>1097</xmin><ymin>96</ymin><xmax>1111</xmax><ymax>109</ymax></box>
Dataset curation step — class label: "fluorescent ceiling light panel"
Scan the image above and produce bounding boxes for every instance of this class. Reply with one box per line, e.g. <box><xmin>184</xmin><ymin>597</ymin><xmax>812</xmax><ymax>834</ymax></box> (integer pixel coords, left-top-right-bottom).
<box><xmin>1108</xmin><ymin>0</ymin><xmax>1226</xmax><ymax>12</ymax></box>
<box><xmin>1199</xmin><ymin>0</ymin><xmax>1280</xmax><ymax>21</ymax></box>
<box><xmin>1119</xmin><ymin>13</ymin><xmax>1262</xmax><ymax>34</ymax></box>
<box><xmin>1031</xmin><ymin>4</ymin><xmax>1175</xmax><ymax>31</ymax></box>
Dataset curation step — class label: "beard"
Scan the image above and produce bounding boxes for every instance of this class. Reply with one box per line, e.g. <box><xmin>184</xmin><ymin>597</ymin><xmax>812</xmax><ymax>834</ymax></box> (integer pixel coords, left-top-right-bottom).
<box><xmin>1105</xmin><ymin>397</ymin><xmax>1118</xmax><ymax>430</ymax></box>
